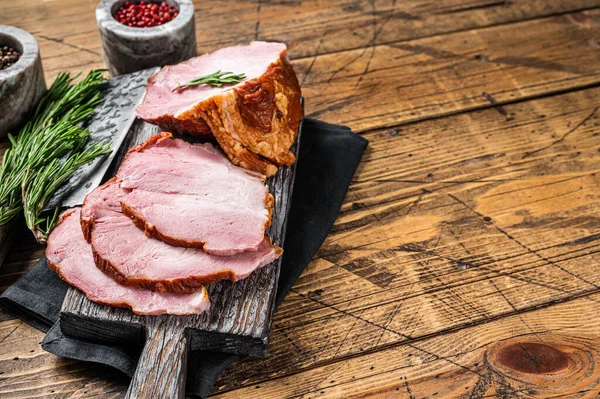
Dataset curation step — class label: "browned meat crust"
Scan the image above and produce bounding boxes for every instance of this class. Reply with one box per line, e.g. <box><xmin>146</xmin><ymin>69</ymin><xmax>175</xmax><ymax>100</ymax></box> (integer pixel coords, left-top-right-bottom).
<box><xmin>140</xmin><ymin>51</ymin><xmax>303</xmax><ymax>176</ymax></box>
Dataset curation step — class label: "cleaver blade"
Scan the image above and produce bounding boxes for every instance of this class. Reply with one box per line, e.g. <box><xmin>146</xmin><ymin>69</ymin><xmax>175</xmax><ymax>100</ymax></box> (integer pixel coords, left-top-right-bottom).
<box><xmin>47</xmin><ymin>67</ymin><xmax>159</xmax><ymax>209</ymax></box>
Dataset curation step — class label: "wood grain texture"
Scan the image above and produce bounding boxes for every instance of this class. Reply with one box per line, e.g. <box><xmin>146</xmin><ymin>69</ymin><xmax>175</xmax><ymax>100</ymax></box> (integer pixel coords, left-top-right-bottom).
<box><xmin>0</xmin><ymin>6</ymin><xmax>598</xmax><ymax>141</ymax></box>
<box><xmin>297</xmin><ymin>9</ymin><xmax>600</xmax><ymax>132</ymax></box>
<box><xmin>211</xmin><ymin>292</ymin><xmax>600</xmax><ymax>398</ymax></box>
<box><xmin>124</xmin><ymin>318</ymin><xmax>188</xmax><ymax>399</ymax></box>
<box><xmin>9</xmin><ymin>7</ymin><xmax>599</xmax><ymax>137</ymax></box>
<box><xmin>2</xmin><ymin>0</ymin><xmax>598</xmax><ymax>71</ymax></box>
<box><xmin>0</xmin><ymin>312</ymin><xmax>128</xmax><ymax>398</ymax></box>
<box><xmin>1</xmin><ymin>1</ymin><xmax>600</xmax><ymax>398</ymax></box>
<box><xmin>210</xmin><ymin>85</ymin><xmax>600</xmax><ymax>394</ymax></box>
<box><xmin>2</xmin><ymin>74</ymin><xmax>599</xmax><ymax>399</ymax></box>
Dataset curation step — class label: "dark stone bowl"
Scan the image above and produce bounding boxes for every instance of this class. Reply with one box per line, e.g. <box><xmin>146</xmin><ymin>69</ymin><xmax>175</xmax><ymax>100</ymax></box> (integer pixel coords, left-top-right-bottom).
<box><xmin>0</xmin><ymin>25</ymin><xmax>46</xmax><ymax>138</ymax></box>
<box><xmin>96</xmin><ymin>0</ymin><xmax>196</xmax><ymax>76</ymax></box>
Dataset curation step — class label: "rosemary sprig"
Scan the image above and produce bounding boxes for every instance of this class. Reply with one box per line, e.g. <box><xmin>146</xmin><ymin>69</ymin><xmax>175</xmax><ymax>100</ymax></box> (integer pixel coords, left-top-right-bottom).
<box><xmin>173</xmin><ymin>70</ymin><xmax>246</xmax><ymax>91</ymax></box>
<box><xmin>0</xmin><ymin>70</ymin><xmax>108</xmax><ymax>239</ymax></box>
<box><xmin>22</xmin><ymin>142</ymin><xmax>111</xmax><ymax>242</ymax></box>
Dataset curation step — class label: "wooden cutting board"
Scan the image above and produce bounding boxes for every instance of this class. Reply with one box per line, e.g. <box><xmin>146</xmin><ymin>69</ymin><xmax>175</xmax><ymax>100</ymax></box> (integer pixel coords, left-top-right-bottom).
<box><xmin>59</xmin><ymin>118</ymin><xmax>300</xmax><ymax>398</ymax></box>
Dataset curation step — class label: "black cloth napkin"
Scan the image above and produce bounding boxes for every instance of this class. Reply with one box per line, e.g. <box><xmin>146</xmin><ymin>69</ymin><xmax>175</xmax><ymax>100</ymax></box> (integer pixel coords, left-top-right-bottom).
<box><xmin>0</xmin><ymin>118</ymin><xmax>368</xmax><ymax>398</ymax></box>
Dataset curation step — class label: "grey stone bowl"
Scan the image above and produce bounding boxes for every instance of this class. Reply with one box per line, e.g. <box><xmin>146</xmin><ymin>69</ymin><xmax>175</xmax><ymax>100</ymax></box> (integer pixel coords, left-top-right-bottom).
<box><xmin>96</xmin><ymin>0</ymin><xmax>196</xmax><ymax>76</ymax></box>
<box><xmin>0</xmin><ymin>25</ymin><xmax>46</xmax><ymax>138</ymax></box>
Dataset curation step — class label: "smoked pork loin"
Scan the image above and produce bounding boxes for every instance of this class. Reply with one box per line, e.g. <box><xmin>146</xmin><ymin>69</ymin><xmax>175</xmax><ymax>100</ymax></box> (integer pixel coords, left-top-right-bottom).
<box><xmin>81</xmin><ymin>179</ymin><xmax>281</xmax><ymax>293</ymax></box>
<box><xmin>117</xmin><ymin>133</ymin><xmax>273</xmax><ymax>255</ymax></box>
<box><xmin>46</xmin><ymin>208</ymin><xmax>210</xmax><ymax>315</ymax></box>
<box><xmin>136</xmin><ymin>41</ymin><xmax>303</xmax><ymax>176</ymax></box>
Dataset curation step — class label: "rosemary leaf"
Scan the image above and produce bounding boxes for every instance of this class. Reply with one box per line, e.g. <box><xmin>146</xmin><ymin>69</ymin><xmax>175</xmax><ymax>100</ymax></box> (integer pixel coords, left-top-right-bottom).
<box><xmin>0</xmin><ymin>70</ymin><xmax>107</xmax><ymax>233</ymax></box>
<box><xmin>22</xmin><ymin>141</ymin><xmax>112</xmax><ymax>242</ymax></box>
<box><xmin>173</xmin><ymin>70</ymin><xmax>246</xmax><ymax>91</ymax></box>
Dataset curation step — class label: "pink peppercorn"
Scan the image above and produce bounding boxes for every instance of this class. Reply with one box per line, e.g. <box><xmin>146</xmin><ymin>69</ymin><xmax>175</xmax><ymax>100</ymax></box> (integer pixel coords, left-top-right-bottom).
<box><xmin>114</xmin><ymin>1</ymin><xmax>179</xmax><ymax>28</ymax></box>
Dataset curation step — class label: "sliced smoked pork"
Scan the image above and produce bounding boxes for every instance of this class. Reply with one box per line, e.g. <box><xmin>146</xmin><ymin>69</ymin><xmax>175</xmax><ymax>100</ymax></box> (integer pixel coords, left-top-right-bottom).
<box><xmin>117</xmin><ymin>133</ymin><xmax>273</xmax><ymax>255</ymax></box>
<box><xmin>47</xmin><ymin>208</ymin><xmax>210</xmax><ymax>315</ymax></box>
<box><xmin>135</xmin><ymin>41</ymin><xmax>303</xmax><ymax>176</ymax></box>
<box><xmin>81</xmin><ymin>179</ymin><xmax>281</xmax><ymax>293</ymax></box>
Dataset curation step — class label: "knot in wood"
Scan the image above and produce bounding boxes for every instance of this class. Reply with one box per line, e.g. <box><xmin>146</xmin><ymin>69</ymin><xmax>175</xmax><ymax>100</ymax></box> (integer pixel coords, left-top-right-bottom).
<box><xmin>495</xmin><ymin>342</ymin><xmax>568</xmax><ymax>374</ymax></box>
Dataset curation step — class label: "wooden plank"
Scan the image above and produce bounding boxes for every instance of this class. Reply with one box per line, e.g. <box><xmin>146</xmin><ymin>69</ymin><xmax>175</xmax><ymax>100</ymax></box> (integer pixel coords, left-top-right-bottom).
<box><xmin>34</xmin><ymin>9</ymin><xmax>600</xmax><ymax>134</ymax></box>
<box><xmin>211</xmin><ymin>291</ymin><xmax>600</xmax><ymax>398</ymax></box>
<box><xmin>7</xmin><ymin>292</ymin><xmax>597</xmax><ymax>398</ymax></box>
<box><xmin>3</xmin><ymin>9</ymin><xmax>600</xmax><ymax>154</ymax></box>
<box><xmin>209</xmin><ymin>85</ymin><xmax>600</xmax><ymax>392</ymax></box>
<box><xmin>2</xmin><ymin>0</ymin><xmax>598</xmax><ymax>65</ymax></box>
<box><xmin>297</xmin><ymin>9</ymin><xmax>600</xmax><ymax>132</ymax></box>
<box><xmin>0</xmin><ymin>5</ymin><xmax>598</xmax><ymax>135</ymax></box>
<box><xmin>0</xmin><ymin>313</ymin><xmax>127</xmax><ymax>398</ymax></box>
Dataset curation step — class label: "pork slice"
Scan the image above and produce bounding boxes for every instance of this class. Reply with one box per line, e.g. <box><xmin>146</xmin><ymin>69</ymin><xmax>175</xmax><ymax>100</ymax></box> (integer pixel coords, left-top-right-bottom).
<box><xmin>117</xmin><ymin>133</ymin><xmax>273</xmax><ymax>254</ymax></box>
<box><xmin>136</xmin><ymin>41</ymin><xmax>303</xmax><ymax>176</ymax></box>
<box><xmin>47</xmin><ymin>208</ymin><xmax>210</xmax><ymax>315</ymax></box>
<box><xmin>81</xmin><ymin>179</ymin><xmax>281</xmax><ymax>293</ymax></box>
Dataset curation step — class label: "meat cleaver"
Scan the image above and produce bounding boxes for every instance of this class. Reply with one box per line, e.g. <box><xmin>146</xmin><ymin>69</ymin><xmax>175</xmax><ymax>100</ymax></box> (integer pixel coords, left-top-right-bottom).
<box><xmin>0</xmin><ymin>67</ymin><xmax>158</xmax><ymax>266</ymax></box>
<box><xmin>47</xmin><ymin>67</ymin><xmax>160</xmax><ymax>209</ymax></box>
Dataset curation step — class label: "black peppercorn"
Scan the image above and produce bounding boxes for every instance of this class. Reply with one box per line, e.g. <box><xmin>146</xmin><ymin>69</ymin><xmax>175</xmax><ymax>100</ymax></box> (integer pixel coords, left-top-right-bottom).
<box><xmin>0</xmin><ymin>44</ymin><xmax>21</xmax><ymax>71</ymax></box>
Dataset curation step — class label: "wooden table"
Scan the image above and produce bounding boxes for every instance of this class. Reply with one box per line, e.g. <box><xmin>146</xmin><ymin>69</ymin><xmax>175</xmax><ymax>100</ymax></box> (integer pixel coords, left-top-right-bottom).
<box><xmin>2</xmin><ymin>0</ymin><xmax>600</xmax><ymax>397</ymax></box>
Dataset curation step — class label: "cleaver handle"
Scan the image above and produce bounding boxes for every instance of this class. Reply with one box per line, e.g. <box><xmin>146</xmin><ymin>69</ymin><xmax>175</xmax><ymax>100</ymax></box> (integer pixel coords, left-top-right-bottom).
<box><xmin>125</xmin><ymin>318</ymin><xmax>188</xmax><ymax>399</ymax></box>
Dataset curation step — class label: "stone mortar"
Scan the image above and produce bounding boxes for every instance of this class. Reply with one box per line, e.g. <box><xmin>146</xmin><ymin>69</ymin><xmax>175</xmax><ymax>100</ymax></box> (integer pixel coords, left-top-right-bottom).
<box><xmin>0</xmin><ymin>25</ymin><xmax>46</xmax><ymax>138</ymax></box>
<box><xmin>96</xmin><ymin>0</ymin><xmax>196</xmax><ymax>76</ymax></box>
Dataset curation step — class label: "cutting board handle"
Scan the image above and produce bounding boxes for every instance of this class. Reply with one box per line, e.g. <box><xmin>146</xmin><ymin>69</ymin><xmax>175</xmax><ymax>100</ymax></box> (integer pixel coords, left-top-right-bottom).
<box><xmin>125</xmin><ymin>318</ymin><xmax>188</xmax><ymax>399</ymax></box>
